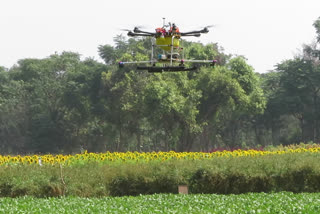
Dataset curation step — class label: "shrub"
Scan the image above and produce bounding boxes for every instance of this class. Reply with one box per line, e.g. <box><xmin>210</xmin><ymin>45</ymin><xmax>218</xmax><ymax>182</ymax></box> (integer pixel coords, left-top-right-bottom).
<box><xmin>1</xmin><ymin>152</ymin><xmax>320</xmax><ymax>196</ymax></box>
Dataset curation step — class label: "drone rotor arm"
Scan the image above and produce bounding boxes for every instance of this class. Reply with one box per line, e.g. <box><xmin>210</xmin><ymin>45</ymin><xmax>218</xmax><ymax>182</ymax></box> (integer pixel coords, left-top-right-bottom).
<box><xmin>137</xmin><ymin>31</ymin><xmax>156</xmax><ymax>36</ymax></box>
<box><xmin>133</xmin><ymin>27</ymin><xmax>156</xmax><ymax>35</ymax></box>
<box><xmin>180</xmin><ymin>27</ymin><xmax>210</xmax><ymax>36</ymax></box>
<box><xmin>181</xmin><ymin>30</ymin><xmax>202</xmax><ymax>35</ymax></box>
<box><xmin>180</xmin><ymin>33</ymin><xmax>201</xmax><ymax>37</ymax></box>
<box><xmin>127</xmin><ymin>32</ymin><xmax>155</xmax><ymax>37</ymax></box>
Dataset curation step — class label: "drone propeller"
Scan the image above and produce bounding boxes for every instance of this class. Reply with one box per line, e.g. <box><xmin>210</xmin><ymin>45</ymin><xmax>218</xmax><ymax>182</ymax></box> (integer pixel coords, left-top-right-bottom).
<box><xmin>119</xmin><ymin>25</ymin><xmax>148</xmax><ymax>32</ymax></box>
<box><xmin>204</xmin><ymin>25</ymin><xmax>215</xmax><ymax>28</ymax></box>
<box><xmin>120</xmin><ymin>29</ymin><xmax>132</xmax><ymax>32</ymax></box>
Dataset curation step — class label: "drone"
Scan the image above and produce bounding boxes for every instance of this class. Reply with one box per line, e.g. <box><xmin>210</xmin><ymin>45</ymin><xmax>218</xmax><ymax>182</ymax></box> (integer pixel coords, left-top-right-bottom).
<box><xmin>119</xmin><ymin>18</ymin><xmax>217</xmax><ymax>72</ymax></box>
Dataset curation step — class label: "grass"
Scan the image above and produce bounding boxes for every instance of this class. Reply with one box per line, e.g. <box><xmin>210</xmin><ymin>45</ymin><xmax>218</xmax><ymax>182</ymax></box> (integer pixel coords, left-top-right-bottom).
<box><xmin>1</xmin><ymin>192</ymin><xmax>320</xmax><ymax>213</ymax></box>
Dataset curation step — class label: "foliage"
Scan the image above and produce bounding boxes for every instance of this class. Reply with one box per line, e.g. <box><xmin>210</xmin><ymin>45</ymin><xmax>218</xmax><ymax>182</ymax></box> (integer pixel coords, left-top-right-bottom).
<box><xmin>2</xmin><ymin>32</ymin><xmax>268</xmax><ymax>153</ymax></box>
<box><xmin>0</xmin><ymin>146</ymin><xmax>320</xmax><ymax>197</ymax></box>
<box><xmin>0</xmin><ymin>144</ymin><xmax>320</xmax><ymax>165</ymax></box>
<box><xmin>314</xmin><ymin>17</ymin><xmax>320</xmax><ymax>43</ymax></box>
<box><xmin>1</xmin><ymin>193</ymin><xmax>320</xmax><ymax>213</ymax></box>
<box><xmin>251</xmin><ymin>18</ymin><xmax>320</xmax><ymax>146</ymax></box>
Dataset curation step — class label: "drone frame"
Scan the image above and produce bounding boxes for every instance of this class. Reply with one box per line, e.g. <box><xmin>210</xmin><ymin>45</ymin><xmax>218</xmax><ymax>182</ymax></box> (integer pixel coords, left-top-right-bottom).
<box><xmin>118</xmin><ymin>20</ymin><xmax>217</xmax><ymax>73</ymax></box>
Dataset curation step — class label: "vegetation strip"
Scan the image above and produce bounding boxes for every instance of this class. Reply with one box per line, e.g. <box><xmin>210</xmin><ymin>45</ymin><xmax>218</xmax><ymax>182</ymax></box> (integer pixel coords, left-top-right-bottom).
<box><xmin>1</xmin><ymin>145</ymin><xmax>320</xmax><ymax>165</ymax></box>
<box><xmin>0</xmin><ymin>150</ymin><xmax>320</xmax><ymax>197</ymax></box>
<box><xmin>1</xmin><ymin>193</ymin><xmax>320</xmax><ymax>213</ymax></box>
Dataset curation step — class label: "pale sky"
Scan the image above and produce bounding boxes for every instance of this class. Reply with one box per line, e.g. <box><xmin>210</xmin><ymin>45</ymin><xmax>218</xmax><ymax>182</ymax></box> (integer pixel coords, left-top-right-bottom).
<box><xmin>1</xmin><ymin>0</ymin><xmax>319</xmax><ymax>73</ymax></box>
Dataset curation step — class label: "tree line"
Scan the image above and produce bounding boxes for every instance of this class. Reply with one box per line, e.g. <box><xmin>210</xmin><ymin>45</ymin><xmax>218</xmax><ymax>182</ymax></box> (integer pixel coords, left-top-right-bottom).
<box><xmin>0</xmin><ymin>18</ymin><xmax>319</xmax><ymax>154</ymax></box>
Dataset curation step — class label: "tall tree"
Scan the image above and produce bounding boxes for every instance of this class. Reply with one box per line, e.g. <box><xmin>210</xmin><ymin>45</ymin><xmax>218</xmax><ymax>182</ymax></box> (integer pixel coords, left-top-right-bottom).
<box><xmin>276</xmin><ymin>55</ymin><xmax>320</xmax><ymax>142</ymax></box>
<box><xmin>0</xmin><ymin>70</ymin><xmax>29</xmax><ymax>153</ymax></box>
<box><xmin>314</xmin><ymin>17</ymin><xmax>320</xmax><ymax>43</ymax></box>
<box><xmin>195</xmin><ymin>57</ymin><xmax>265</xmax><ymax>150</ymax></box>
<box><xmin>143</xmin><ymin>72</ymin><xmax>202</xmax><ymax>151</ymax></box>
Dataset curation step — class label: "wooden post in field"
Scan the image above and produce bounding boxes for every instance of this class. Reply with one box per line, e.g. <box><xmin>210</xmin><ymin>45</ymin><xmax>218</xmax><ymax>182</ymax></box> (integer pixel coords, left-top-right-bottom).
<box><xmin>178</xmin><ymin>185</ymin><xmax>188</xmax><ymax>194</ymax></box>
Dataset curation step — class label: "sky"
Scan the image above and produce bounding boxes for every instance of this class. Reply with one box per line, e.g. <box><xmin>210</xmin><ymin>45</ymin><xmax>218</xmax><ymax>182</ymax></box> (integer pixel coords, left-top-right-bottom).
<box><xmin>1</xmin><ymin>0</ymin><xmax>319</xmax><ymax>73</ymax></box>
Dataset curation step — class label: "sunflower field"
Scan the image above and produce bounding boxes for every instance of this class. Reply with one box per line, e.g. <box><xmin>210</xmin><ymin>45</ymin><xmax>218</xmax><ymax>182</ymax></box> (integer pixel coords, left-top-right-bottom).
<box><xmin>1</xmin><ymin>143</ymin><xmax>320</xmax><ymax>197</ymax></box>
<box><xmin>1</xmin><ymin>144</ymin><xmax>320</xmax><ymax>166</ymax></box>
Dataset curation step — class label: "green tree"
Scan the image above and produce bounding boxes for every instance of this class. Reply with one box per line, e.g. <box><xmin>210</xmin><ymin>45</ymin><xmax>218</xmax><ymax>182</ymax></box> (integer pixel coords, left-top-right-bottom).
<box><xmin>143</xmin><ymin>72</ymin><xmax>201</xmax><ymax>151</ymax></box>
<box><xmin>6</xmin><ymin>52</ymin><xmax>108</xmax><ymax>153</ymax></box>
<box><xmin>276</xmin><ymin>54</ymin><xmax>320</xmax><ymax>143</ymax></box>
<box><xmin>195</xmin><ymin>57</ymin><xmax>265</xmax><ymax>150</ymax></box>
<box><xmin>100</xmin><ymin>67</ymin><xmax>150</xmax><ymax>151</ymax></box>
<box><xmin>0</xmin><ymin>70</ymin><xmax>29</xmax><ymax>153</ymax></box>
<box><xmin>0</xmin><ymin>66</ymin><xmax>6</xmax><ymax>72</ymax></box>
<box><xmin>61</xmin><ymin>57</ymin><xmax>107</xmax><ymax>152</ymax></box>
<box><xmin>0</xmin><ymin>34</ymin><xmax>274</xmax><ymax>153</ymax></box>
<box><xmin>314</xmin><ymin>17</ymin><xmax>320</xmax><ymax>43</ymax></box>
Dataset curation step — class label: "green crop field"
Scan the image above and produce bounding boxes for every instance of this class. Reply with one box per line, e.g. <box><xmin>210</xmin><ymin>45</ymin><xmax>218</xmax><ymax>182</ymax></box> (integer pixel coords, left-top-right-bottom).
<box><xmin>1</xmin><ymin>192</ymin><xmax>320</xmax><ymax>214</ymax></box>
